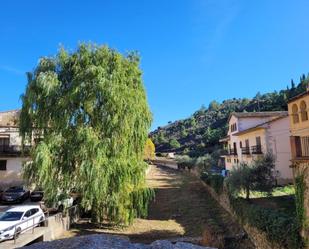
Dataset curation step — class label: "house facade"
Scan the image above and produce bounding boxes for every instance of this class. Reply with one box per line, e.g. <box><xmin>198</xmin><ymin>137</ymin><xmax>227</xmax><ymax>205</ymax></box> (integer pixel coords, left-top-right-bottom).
<box><xmin>0</xmin><ymin>110</ymin><xmax>30</xmax><ymax>190</ymax></box>
<box><xmin>220</xmin><ymin>111</ymin><xmax>293</xmax><ymax>184</ymax></box>
<box><xmin>288</xmin><ymin>90</ymin><xmax>309</xmax><ymax>239</ymax></box>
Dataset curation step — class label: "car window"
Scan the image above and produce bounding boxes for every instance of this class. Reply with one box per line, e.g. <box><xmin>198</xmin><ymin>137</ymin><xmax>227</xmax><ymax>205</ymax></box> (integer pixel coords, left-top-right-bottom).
<box><xmin>6</xmin><ymin>186</ymin><xmax>23</xmax><ymax>193</ymax></box>
<box><xmin>0</xmin><ymin>212</ymin><xmax>23</xmax><ymax>221</ymax></box>
<box><xmin>30</xmin><ymin>208</ymin><xmax>39</xmax><ymax>216</ymax></box>
<box><xmin>23</xmin><ymin>210</ymin><xmax>31</xmax><ymax>218</ymax></box>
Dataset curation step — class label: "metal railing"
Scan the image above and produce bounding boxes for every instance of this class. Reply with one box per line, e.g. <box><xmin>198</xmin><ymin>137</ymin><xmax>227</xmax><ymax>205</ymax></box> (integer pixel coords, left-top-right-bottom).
<box><xmin>8</xmin><ymin>212</ymin><xmax>47</xmax><ymax>244</ymax></box>
<box><xmin>0</xmin><ymin>145</ymin><xmax>31</xmax><ymax>155</ymax></box>
<box><xmin>228</xmin><ymin>148</ymin><xmax>237</xmax><ymax>155</ymax></box>
<box><xmin>251</xmin><ymin>145</ymin><xmax>262</xmax><ymax>154</ymax></box>
<box><xmin>241</xmin><ymin>147</ymin><xmax>250</xmax><ymax>155</ymax></box>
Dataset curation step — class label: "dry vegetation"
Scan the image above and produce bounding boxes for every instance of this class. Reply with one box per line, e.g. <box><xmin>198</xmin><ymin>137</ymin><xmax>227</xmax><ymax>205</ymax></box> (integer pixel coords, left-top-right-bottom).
<box><xmin>61</xmin><ymin>165</ymin><xmax>254</xmax><ymax>249</ymax></box>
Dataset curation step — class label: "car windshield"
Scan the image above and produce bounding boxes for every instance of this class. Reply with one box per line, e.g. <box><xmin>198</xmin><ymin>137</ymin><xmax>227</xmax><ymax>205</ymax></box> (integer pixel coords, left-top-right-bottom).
<box><xmin>0</xmin><ymin>212</ymin><xmax>23</xmax><ymax>221</ymax></box>
<box><xmin>5</xmin><ymin>187</ymin><xmax>23</xmax><ymax>193</ymax></box>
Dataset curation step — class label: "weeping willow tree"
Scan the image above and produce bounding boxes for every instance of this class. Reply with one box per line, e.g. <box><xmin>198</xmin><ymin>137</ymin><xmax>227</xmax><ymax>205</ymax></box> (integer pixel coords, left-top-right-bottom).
<box><xmin>20</xmin><ymin>43</ymin><xmax>154</xmax><ymax>225</ymax></box>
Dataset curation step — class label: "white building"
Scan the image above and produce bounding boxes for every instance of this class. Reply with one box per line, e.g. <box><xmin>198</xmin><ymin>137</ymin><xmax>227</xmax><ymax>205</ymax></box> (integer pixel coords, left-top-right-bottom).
<box><xmin>220</xmin><ymin>111</ymin><xmax>293</xmax><ymax>184</ymax></box>
<box><xmin>0</xmin><ymin>110</ymin><xmax>30</xmax><ymax>190</ymax></box>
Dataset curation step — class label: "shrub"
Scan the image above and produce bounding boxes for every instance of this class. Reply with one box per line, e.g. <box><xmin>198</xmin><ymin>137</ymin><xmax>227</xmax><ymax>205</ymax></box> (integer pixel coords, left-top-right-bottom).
<box><xmin>201</xmin><ymin>172</ymin><xmax>224</xmax><ymax>194</ymax></box>
<box><xmin>226</xmin><ymin>153</ymin><xmax>275</xmax><ymax>199</ymax></box>
<box><xmin>176</xmin><ymin>155</ymin><xmax>195</xmax><ymax>170</ymax></box>
<box><xmin>169</xmin><ymin>138</ymin><xmax>181</xmax><ymax>149</ymax></box>
<box><xmin>230</xmin><ymin>198</ymin><xmax>304</xmax><ymax>249</ymax></box>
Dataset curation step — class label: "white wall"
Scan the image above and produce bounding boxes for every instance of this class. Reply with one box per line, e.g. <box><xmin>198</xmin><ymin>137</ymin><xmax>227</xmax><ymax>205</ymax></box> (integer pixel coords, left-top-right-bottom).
<box><xmin>0</xmin><ymin>127</ymin><xmax>22</xmax><ymax>146</ymax></box>
<box><xmin>225</xmin><ymin>115</ymin><xmax>293</xmax><ymax>184</ymax></box>
<box><xmin>268</xmin><ymin>117</ymin><xmax>293</xmax><ymax>183</ymax></box>
<box><xmin>238</xmin><ymin>116</ymin><xmax>276</xmax><ymax>132</ymax></box>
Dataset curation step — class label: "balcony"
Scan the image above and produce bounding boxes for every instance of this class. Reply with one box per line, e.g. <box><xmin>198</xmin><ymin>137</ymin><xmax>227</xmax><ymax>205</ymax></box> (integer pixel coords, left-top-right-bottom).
<box><xmin>0</xmin><ymin>145</ymin><xmax>31</xmax><ymax>156</ymax></box>
<box><xmin>228</xmin><ymin>148</ymin><xmax>237</xmax><ymax>155</ymax></box>
<box><xmin>251</xmin><ymin>145</ymin><xmax>262</xmax><ymax>154</ymax></box>
<box><xmin>290</xmin><ymin>136</ymin><xmax>309</xmax><ymax>161</ymax></box>
<box><xmin>241</xmin><ymin>147</ymin><xmax>250</xmax><ymax>155</ymax></box>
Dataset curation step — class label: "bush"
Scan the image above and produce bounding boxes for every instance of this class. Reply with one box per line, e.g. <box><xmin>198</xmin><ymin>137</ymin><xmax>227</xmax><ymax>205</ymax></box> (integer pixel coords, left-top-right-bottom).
<box><xmin>230</xmin><ymin>198</ymin><xmax>304</xmax><ymax>249</ymax></box>
<box><xmin>226</xmin><ymin>153</ymin><xmax>275</xmax><ymax>199</ymax></box>
<box><xmin>201</xmin><ymin>172</ymin><xmax>224</xmax><ymax>194</ymax></box>
<box><xmin>176</xmin><ymin>155</ymin><xmax>195</xmax><ymax>170</ymax></box>
<box><xmin>169</xmin><ymin>138</ymin><xmax>181</xmax><ymax>149</ymax></box>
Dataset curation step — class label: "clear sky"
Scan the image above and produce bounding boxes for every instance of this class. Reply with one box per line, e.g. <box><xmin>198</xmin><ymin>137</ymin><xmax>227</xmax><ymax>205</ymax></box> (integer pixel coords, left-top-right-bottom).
<box><xmin>1</xmin><ymin>1</ymin><xmax>309</xmax><ymax>131</ymax></box>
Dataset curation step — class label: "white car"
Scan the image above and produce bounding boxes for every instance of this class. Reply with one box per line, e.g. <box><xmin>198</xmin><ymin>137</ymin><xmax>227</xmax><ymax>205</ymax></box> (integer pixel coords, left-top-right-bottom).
<box><xmin>0</xmin><ymin>206</ymin><xmax>45</xmax><ymax>242</ymax></box>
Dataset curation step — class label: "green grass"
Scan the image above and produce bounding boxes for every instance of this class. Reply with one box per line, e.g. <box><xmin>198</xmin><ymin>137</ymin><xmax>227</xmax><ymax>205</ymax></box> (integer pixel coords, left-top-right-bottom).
<box><xmin>238</xmin><ymin>184</ymin><xmax>295</xmax><ymax>198</ymax></box>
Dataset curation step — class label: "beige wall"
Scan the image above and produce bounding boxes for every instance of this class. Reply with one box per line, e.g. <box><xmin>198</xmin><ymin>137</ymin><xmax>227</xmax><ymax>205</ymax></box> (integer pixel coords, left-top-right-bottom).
<box><xmin>0</xmin><ymin>127</ymin><xmax>27</xmax><ymax>190</ymax></box>
<box><xmin>237</xmin><ymin>128</ymin><xmax>266</xmax><ymax>165</ymax></box>
<box><xmin>288</xmin><ymin>94</ymin><xmax>309</xmax><ymax>137</ymax></box>
<box><xmin>0</xmin><ymin>157</ymin><xmax>27</xmax><ymax>190</ymax></box>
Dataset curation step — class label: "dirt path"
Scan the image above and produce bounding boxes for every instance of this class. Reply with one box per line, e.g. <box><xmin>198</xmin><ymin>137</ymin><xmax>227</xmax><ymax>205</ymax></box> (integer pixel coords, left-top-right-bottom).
<box><xmin>61</xmin><ymin>165</ymin><xmax>254</xmax><ymax>248</ymax></box>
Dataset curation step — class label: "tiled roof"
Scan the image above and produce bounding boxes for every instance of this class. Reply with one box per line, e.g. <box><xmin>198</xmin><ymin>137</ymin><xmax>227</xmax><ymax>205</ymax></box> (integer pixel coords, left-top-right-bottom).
<box><xmin>0</xmin><ymin>109</ymin><xmax>20</xmax><ymax>127</ymax></box>
<box><xmin>230</xmin><ymin>111</ymin><xmax>288</xmax><ymax>118</ymax></box>
<box><xmin>233</xmin><ymin>115</ymin><xmax>288</xmax><ymax>136</ymax></box>
<box><xmin>287</xmin><ymin>91</ymin><xmax>309</xmax><ymax>103</ymax></box>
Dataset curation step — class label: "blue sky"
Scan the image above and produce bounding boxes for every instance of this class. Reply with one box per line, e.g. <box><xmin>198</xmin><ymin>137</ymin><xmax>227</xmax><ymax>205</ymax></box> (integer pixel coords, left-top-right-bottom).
<box><xmin>0</xmin><ymin>1</ymin><xmax>309</xmax><ymax>131</ymax></box>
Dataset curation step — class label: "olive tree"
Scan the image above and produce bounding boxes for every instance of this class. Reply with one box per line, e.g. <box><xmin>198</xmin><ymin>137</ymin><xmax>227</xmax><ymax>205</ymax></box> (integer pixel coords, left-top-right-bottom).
<box><xmin>227</xmin><ymin>153</ymin><xmax>276</xmax><ymax>199</ymax></box>
<box><xmin>20</xmin><ymin>44</ymin><xmax>153</xmax><ymax>225</ymax></box>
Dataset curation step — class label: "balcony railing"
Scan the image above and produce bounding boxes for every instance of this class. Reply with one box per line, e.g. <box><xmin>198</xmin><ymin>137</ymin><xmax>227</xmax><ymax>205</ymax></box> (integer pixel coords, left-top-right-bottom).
<box><xmin>251</xmin><ymin>145</ymin><xmax>262</xmax><ymax>154</ymax></box>
<box><xmin>0</xmin><ymin>145</ymin><xmax>31</xmax><ymax>156</ymax></box>
<box><xmin>241</xmin><ymin>147</ymin><xmax>250</xmax><ymax>155</ymax></box>
<box><xmin>229</xmin><ymin>148</ymin><xmax>237</xmax><ymax>155</ymax></box>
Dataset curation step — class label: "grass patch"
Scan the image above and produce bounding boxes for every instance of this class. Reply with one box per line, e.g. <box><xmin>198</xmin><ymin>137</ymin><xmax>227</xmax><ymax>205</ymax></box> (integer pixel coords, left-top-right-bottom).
<box><xmin>238</xmin><ymin>184</ymin><xmax>295</xmax><ymax>198</ymax></box>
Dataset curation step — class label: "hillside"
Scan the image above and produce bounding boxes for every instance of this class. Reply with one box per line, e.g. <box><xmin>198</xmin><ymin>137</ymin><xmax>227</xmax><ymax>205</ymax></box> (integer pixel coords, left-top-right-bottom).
<box><xmin>150</xmin><ymin>74</ymin><xmax>309</xmax><ymax>157</ymax></box>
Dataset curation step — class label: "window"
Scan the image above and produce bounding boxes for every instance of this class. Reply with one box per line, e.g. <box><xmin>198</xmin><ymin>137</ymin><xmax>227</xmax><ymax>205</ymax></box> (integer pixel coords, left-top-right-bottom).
<box><xmin>240</xmin><ymin>141</ymin><xmax>242</xmax><ymax>148</ymax></box>
<box><xmin>300</xmin><ymin>101</ymin><xmax>308</xmax><ymax>121</ymax></box>
<box><xmin>256</xmin><ymin>136</ymin><xmax>261</xmax><ymax>146</ymax></box>
<box><xmin>245</xmin><ymin>139</ymin><xmax>249</xmax><ymax>148</ymax></box>
<box><xmin>230</xmin><ymin>123</ymin><xmax>237</xmax><ymax>132</ymax></box>
<box><xmin>0</xmin><ymin>137</ymin><xmax>9</xmax><ymax>152</ymax></box>
<box><xmin>0</xmin><ymin>160</ymin><xmax>6</xmax><ymax>171</ymax></box>
<box><xmin>292</xmin><ymin>104</ymin><xmax>299</xmax><ymax>124</ymax></box>
<box><xmin>24</xmin><ymin>210</ymin><xmax>32</xmax><ymax>218</ymax></box>
<box><xmin>30</xmin><ymin>208</ymin><xmax>39</xmax><ymax>216</ymax></box>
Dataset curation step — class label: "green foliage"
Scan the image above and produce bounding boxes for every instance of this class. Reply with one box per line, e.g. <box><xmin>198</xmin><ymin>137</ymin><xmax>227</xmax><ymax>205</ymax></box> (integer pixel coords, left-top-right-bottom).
<box><xmin>295</xmin><ymin>172</ymin><xmax>307</xmax><ymax>229</ymax></box>
<box><xmin>231</xmin><ymin>198</ymin><xmax>304</xmax><ymax>249</ymax></box>
<box><xmin>227</xmin><ymin>153</ymin><xmax>275</xmax><ymax>199</ymax></box>
<box><xmin>176</xmin><ymin>154</ymin><xmax>218</xmax><ymax>172</ymax></box>
<box><xmin>226</xmin><ymin>163</ymin><xmax>253</xmax><ymax>199</ymax></box>
<box><xmin>175</xmin><ymin>155</ymin><xmax>195</xmax><ymax>169</ymax></box>
<box><xmin>150</xmin><ymin>73</ymin><xmax>309</xmax><ymax>155</ymax></box>
<box><xmin>201</xmin><ymin>173</ymin><xmax>224</xmax><ymax>194</ymax></box>
<box><xmin>144</xmin><ymin>138</ymin><xmax>155</xmax><ymax>161</ymax></box>
<box><xmin>208</xmin><ymin>100</ymin><xmax>220</xmax><ymax>111</ymax></box>
<box><xmin>169</xmin><ymin>138</ymin><xmax>180</xmax><ymax>149</ymax></box>
<box><xmin>20</xmin><ymin>43</ymin><xmax>153</xmax><ymax>225</ymax></box>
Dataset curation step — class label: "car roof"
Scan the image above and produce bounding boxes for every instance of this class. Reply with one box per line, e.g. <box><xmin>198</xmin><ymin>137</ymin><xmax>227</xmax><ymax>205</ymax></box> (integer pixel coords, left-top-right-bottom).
<box><xmin>6</xmin><ymin>205</ymin><xmax>41</xmax><ymax>212</ymax></box>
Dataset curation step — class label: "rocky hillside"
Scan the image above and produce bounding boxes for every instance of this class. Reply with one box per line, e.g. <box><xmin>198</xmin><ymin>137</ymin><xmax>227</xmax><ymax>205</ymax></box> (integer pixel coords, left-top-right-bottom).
<box><xmin>150</xmin><ymin>74</ymin><xmax>309</xmax><ymax>157</ymax></box>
